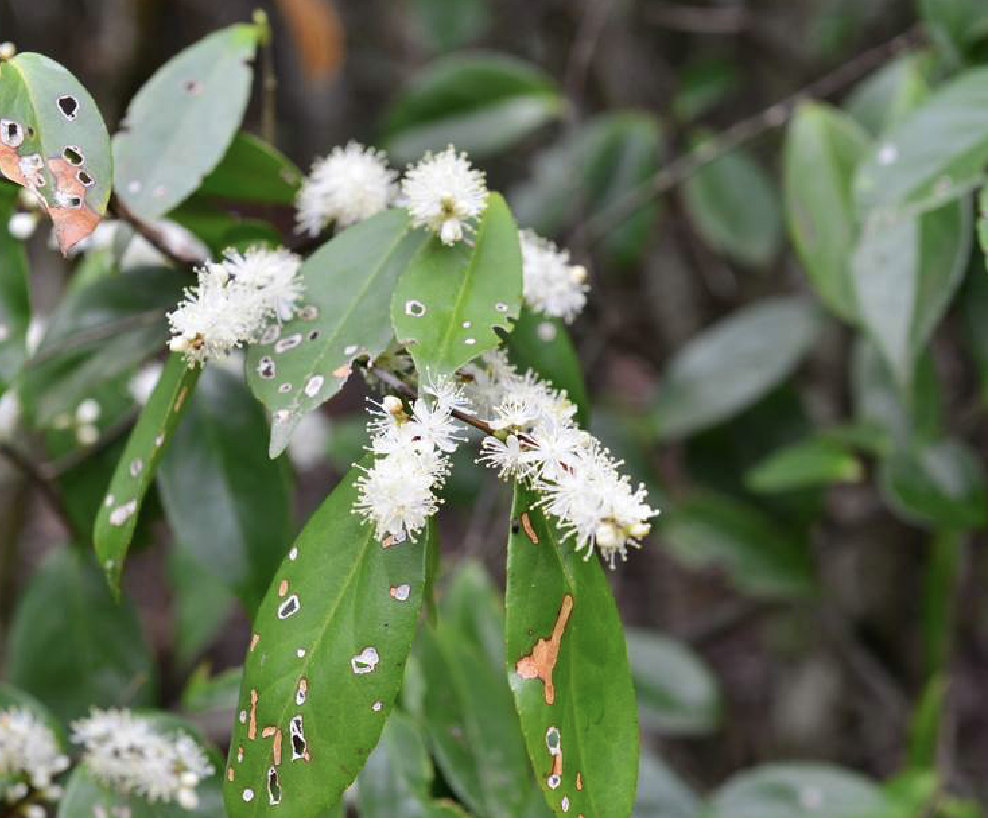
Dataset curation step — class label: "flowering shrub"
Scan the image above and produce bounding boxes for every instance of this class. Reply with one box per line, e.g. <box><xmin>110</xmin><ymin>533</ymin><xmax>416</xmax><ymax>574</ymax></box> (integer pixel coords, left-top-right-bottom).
<box><xmin>2</xmin><ymin>5</ymin><xmax>988</xmax><ymax>818</ymax></box>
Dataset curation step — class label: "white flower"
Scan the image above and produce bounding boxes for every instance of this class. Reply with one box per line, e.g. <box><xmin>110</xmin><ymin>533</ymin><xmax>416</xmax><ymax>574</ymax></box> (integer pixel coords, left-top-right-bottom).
<box><xmin>0</xmin><ymin>707</ymin><xmax>71</xmax><ymax>801</ymax></box>
<box><xmin>167</xmin><ymin>247</ymin><xmax>303</xmax><ymax>366</ymax></box>
<box><xmin>354</xmin><ymin>376</ymin><xmax>469</xmax><ymax>541</ymax></box>
<box><xmin>402</xmin><ymin>145</ymin><xmax>488</xmax><ymax>245</ymax></box>
<box><xmin>72</xmin><ymin>709</ymin><xmax>213</xmax><ymax>809</ymax></box>
<box><xmin>519</xmin><ymin>230</ymin><xmax>589</xmax><ymax>322</ymax></box>
<box><xmin>296</xmin><ymin>141</ymin><xmax>397</xmax><ymax>236</ymax></box>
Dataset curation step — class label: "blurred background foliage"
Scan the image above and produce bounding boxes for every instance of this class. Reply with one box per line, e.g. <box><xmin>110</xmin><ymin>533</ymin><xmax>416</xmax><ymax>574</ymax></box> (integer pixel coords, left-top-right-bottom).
<box><xmin>3</xmin><ymin>0</ymin><xmax>988</xmax><ymax>816</ymax></box>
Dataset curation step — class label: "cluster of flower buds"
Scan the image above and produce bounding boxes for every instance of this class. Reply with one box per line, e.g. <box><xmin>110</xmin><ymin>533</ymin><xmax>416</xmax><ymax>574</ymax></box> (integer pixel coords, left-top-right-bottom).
<box><xmin>0</xmin><ymin>707</ymin><xmax>70</xmax><ymax>817</ymax></box>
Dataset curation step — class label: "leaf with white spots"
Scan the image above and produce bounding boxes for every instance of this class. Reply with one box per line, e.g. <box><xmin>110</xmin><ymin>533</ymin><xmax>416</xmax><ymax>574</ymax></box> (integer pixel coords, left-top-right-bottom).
<box><xmin>223</xmin><ymin>464</ymin><xmax>430</xmax><ymax>818</ymax></box>
<box><xmin>0</xmin><ymin>52</ymin><xmax>112</xmax><ymax>253</ymax></box>
<box><xmin>246</xmin><ymin>209</ymin><xmax>426</xmax><ymax>458</ymax></box>
<box><xmin>159</xmin><ymin>367</ymin><xmax>294</xmax><ymax>611</ymax></box>
<box><xmin>391</xmin><ymin>192</ymin><xmax>522</xmax><ymax>377</ymax></box>
<box><xmin>112</xmin><ymin>23</ymin><xmax>261</xmax><ymax>220</ymax></box>
<box><xmin>93</xmin><ymin>352</ymin><xmax>201</xmax><ymax>593</ymax></box>
<box><xmin>505</xmin><ymin>484</ymin><xmax>639</xmax><ymax>818</ymax></box>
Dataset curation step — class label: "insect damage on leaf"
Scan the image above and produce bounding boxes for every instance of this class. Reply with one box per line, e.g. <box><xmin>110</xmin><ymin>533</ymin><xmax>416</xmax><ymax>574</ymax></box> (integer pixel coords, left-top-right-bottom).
<box><xmin>0</xmin><ymin>53</ymin><xmax>112</xmax><ymax>254</ymax></box>
<box><xmin>515</xmin><ymin>593</ymin><xmax>574</xmax><ymax>705</ymax></box>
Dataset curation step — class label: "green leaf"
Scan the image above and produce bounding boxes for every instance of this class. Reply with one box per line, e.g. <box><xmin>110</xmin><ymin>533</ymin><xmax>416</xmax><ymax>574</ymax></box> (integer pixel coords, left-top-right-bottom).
<box><xmin>93</xmin><ymin>352</ymin><xmax>201</xmax><ymax>591</ymax></box>
<box><xmin>0</xmin><ymin>185</ymin><xmax>31</xmax><ymax>386</ymax></box>
<box><xmin>682</xmin><ymin>142</ymin><xmax>781</xmax><ymax>267</ymax></box>
<box><xmin>382</xmin><ymin>53</ymin><xmax>563</xmax><ymax>163</ymax></box>
<box><xmin>59</xmin><ymin>744</ymin><xmax>224</xmax><ymax>818</ymax></box>
<box><xmin>417</xmin><ymin>622</ymin><xmax>531</xmax><ymax>818</ymax></box>
<box><xmin>358</xmin><ymin>711</ymin><xmax>435</xmax><ymax>818</ymax></box>
<box><xmin>113</xmin><ymin>23</ymin><xmax>261</xmax><ymax>220</ymax></box>
<box><xmin>652</xmin><ymin>297</ymin><xmax>822</xmax><ymax>440</ymax></box>
<box><xmin>4</xmin><ymin>547</ymin><xmax>155</xmax><ymax>723</ymax></box>
<box><xmin>919</xmin><ymin>0</ymin><xmax>988</xmax><ymax>64</ymax></box>
<box><xmin>223</xmin><ymin>465</ymin><xmax>429</xmax><ymax>818</ymax></box>
<box><xmin>246</xmin><ymin>208</ymin><xmax>425</xmax><ymax>457</ymax></box>
<box><xmin>844</xmin><ymin>54</ymin><xmax>930</xmax><ymax>136</ymax></box>
<box><xmin>512</xmin><ymin>112</ymin><xmax>662</xmax><ymax>266</ymax></box>
<box><xmin>854</xmin><ymin>67</ymin><xmax>988</xmax><ymax>212</ymax></box>
<box><xmin>182</xmin><ymin>666</ymin><xmax>244</xmax><ymax>715</ymax></box>
<box><xmin>745</xmin><ymin>436</ymin><xmax>862</xmax><ymax>493</ymax></box>
<box><xmin>503</xmin><ymin>306</ymin><xmax>590</xmax><ymax>428</ymax></box>
<box><xmin>159</xmin><ymin>367</ymin><xmax>293</xmax><ymax>610</ymax></box>
<box><xmin>906</xmin><ymin>674</ymin><xmax>947</xmax><ymax>771</ymax></box>
<box><xmin>0</xmin><ymin>53</ymin><xmax>112</xmax><ymax>253</ymax></box>
<box><xmin>411</xmin><ymin>0</ymin><xmax>490</xmax><ymax>53</ymax></box>
<box><xmin>850</xmin><ymin>198</ymin><xmax>970</xmax><ymax>388</ymax></box>
<box><xmin>783</xmin><ymin>102</ymin><xmax>869</xmax><ymax>320</ymax></box>
<box><xmin>392</xmin><ymin>193</ymin><xmax>522</xmax><ymax>376</ymax></box>
<box><xmin>625</xmin><ymin>627</ymin><xmax>720</xmax><ymax>735</ymax></box>
<box><xmin>196</xmin><ymin>132</ymin><xmax>302</xmax><ymax>205</ymax></box>
<box><xmin>706</xmin><ymin>763</ymin><xmax>889</xmax><ymax>818</ymax></box>
<box><xmin>879</xmin><ymin>438</ymin><xmax>987</xmax><ymax>530</ymax></box>
<box><xmin>671</xmin><ymin>56</ymin><xmax>738</xmax><ymax>123</ymax></box>
<box><xmin>634</xmin><ymin>751</ymin><xmax>701</xmax><ymax>818</ymax></box>
<box><xmin>658</xmin><ymin>493</ymin><xmax>815</xmax><ymax>598</ymax></box>
<box><xmin>505</xmin><ymin>484</ymin><xmax>639</xmax><ymax>818</ymax></box>
<box><xmin>439</xmin><ymin>560</ymin><xmax>505</xmax><ymax>669</ymax></box>
<box><xmin>959</xmin><ymin>263</ymin><xmax>988</xmax><ymax>401</ymax></box>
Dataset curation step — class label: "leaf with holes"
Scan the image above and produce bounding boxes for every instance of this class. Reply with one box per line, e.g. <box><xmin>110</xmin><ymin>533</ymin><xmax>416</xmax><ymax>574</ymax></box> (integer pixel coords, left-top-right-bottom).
<box><xmin>223</xmin><ymin>464</ymin><xmax>429</xmax><ymax>818</ymax></box>
<box><xmin>0</xmin><ymin>53</ymin><xmax>112</xmax><ymax>253</ymax></box>
<box><xmin>159</xmin><ymin>367</ymin><xmax>293</xmax><ymax>611</ymax></box>
<box><xmin>505</xmin><ymin>484</ymin><xmax>639</xmax><ymax>818</ymax></box>
<box><xmin>93</xmin><ymin>352</ymin><xmax>201</xmax><ymax>592</ymax></box>
<box><xmin>392</xmin><ymin>193</ymin><xmax>522</xmax><ymax>377</ymax></box>
<box><xmin>113</xmin><ymin>23</ymin><xmax>261</xmax><ymax>220</ymax></box>
<box><xmin>247</xmin><ymin>208</ymin><xmax>426</xmax><ymax>457</ymax></box>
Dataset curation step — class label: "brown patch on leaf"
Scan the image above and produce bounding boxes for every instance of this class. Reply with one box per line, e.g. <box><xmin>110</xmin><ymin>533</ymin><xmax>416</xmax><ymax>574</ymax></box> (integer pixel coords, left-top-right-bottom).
<box><xmin>227</xmin><ymin>767</ymin><xmax>234</xmax><ymax>782</ymax></box>
<box><xmin>174</xmin><ymin>386</ymin><xmax>188</xmax><ymax>412</ymax></box>
<box><xmin>0</xmin><ymin>144</ymin><xmax>26</xmax><ymax>185</ymax></box>
<box><xmin>47</xmin><ymin>157</ymin><xmax>99</xmax><ymax>254</ymax></box>
<box><xmin>332</xmin><ymin>364</ymin><xmax>350</xmax><ymax>379</ymax></box>
<box><xmin>576</xmin><ymin>772</ymin><xmax>582</xmax><ymax>790</ymax></box>
<box><xmin>250</xmin><ymin>633</ymin><xmax>260</xmax><ymax>652</ymax></box>
<box><xmin>278</xmin><ymin>579</ymin><xmax>289</xmax><ymax>597</ymax></box>
<box><xmin>515</xmin><ymin>594</ymin><xmax>574</xmax><ymax>705</ymax></box>
<box><xmin>248</xmin><ymin>689</ymin><xmax>259</xmax><ymax>740</ymax></box>
<box><xmin>272</xmin><ymin>729</ymin><xmax>283</xmax><ymax>766</ymax></box>
<box><xmin>521</xmin><ymin>512</ymin><xmax>539</xmax><ymax>544</ymax></box>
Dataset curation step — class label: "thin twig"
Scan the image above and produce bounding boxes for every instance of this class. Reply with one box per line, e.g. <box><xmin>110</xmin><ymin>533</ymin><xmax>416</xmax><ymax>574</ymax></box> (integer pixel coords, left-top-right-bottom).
<box><xmin>0</xmin><ymin>442</ymin><xmax>79</xmax><ymax>539</ymax></box>
<box><xmin>564</xmin><ymin>0</ymin><xmax>615</xmax><ymax>103</ymax></box>
<box><xmin>369</xmin><ymin>367</ymin><xmax>497</xmax><ymax>437</ymax></box>
<box><xmin>574</xmin><ymin>24</ymin><xmax>924</xmax><ymax>247</ymax></box>
<box><xmin>109</xmin><ymin>194</ymin><xmax>208</xmax><ymax>267</ymax></box>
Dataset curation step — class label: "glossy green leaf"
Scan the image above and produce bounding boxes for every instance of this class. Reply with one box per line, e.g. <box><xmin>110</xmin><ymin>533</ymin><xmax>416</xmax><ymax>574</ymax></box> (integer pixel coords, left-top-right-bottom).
<box><xmin>658</xmin><ymin>493</ymin><xmax>814</xmax><ymax>598</ymax></box>
<box><xmin>851</xmin><ymin>198</ymin><xmax>970</xmax><ymax>388</ymax></box>
<box><xmin>634</xmin><ymin>752</ymin><xmax>700</xmax><ymax>818</ymax></box>
<box><xmin>358</xmin><ymin>711</ymin><xmax>435</xmax><ymax>818</ymax></box>
<box><xmin>417</xmin><ymin>621</ymin><xmax>531</xmax><ymax>818</ymax></box>
<box><xmin>4</xmin><ymin>547</ymin><xmax>155</xmax><ymax>723</ymax></box>
<box><xmin>223</xmin><ymin>465</ymin><xmax>429</xmax><ymax>818</ymax></box>
<box><xmin>706</xmin><ymin>763</ymin><xmax>889</xmax><ymax>818</ymax></box>
<box><xmin>682</xmin><ymin>143</ymin><xmax>781</xmax><ymax>267</ymax></box>
<box><xmin>745</xmin><ymin>436</ymin><xmax>862</xmax><ymax>493</ymax></box>
<box><xmin>512</xmin><ymin>112</ymin><xmax>662</xmax><ymax>266</ymax></box>
<box><xmin>652</xmin><ymin>297</ymin><xmax>822</xmax><ymax>440</ymax></box>
<box><xmin>845</xmin><ymin>54</ymin><xmax>930</xmax><ymax>136</ymax></box>
<box><xmin>855</xmin><ymin>67</ymin><xmax>988</xmax><ymax>211</ymax></box>
<box><xmin>93</xmin><ymin>352</ymin><xmax>201</xmax><ymax>591</ymax></box>
<box><xmin>383</xmin><ymin>53</ymin><xmax>562</xmax><ymax>163</ymax></box>
<box><xmin>879</xmin><ymin>438</ymin><xmax>987</xmax><ymax>530</ymax></box>
<box><xmin>0</xmin><ymin>53</ymin><xmax>112</xmax><ymax>252</ymax></box>
<box><xmin>506</xmin><ymin>484</ymin><xmax>639</xmax><ymax>818</ymax></box>
<box><xmin>0</xmin><ymin>185</ymin><xmax>30</xmax><ymax>386</ymax></box>
<box><xmin>625</xmin><ymin>627</ymin><xmax>720</xmax><ymax>735</ymax></box>
<box><xmin>159</xmin><ymin>367</ymin><xmax>292</xmax><ymax>610</ymax></box>
<box><xmin>783</xmin><ymin>103</ymin><xmax>869</xmax><ymax>320</ymax></box>
<box><xmin>392</xmin><ymin>193</ymin><xmax>522</xmax><ymax>376</ymax></box>
<box><xmin>247</xmin><ymin>208</ymin><xmax>425</xmax><ymax>457</ymax></box>
<box><xmin>504</xmin><ymin>306</ymin><xmax>590</xmax><ymax>428</ymax></box>
<box><xmin>113</xmin><ymin>24</ymin><xmax>261</xmax><ymax>220</ymax></box>
<box><xmin>197</xmin><ymin>132</ymin><xmax>302</xmax><ymax>205</ymax></box>
<box><xmin>59</xmin><ymin>746</ymin><xmax>224</xmax><ymax>818</ymax></box>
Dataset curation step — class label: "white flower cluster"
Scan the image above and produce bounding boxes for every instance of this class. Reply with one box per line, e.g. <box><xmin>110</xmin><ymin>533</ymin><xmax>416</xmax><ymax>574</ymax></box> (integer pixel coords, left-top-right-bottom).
<box><xmin>354</xmin><ymin>376</ymin><xmax>469</xmax><ymax>542</ymax></box>
<box><xmin>468</xmin><ymin>352</ymin><xmax>655</xmax><ymax>566</ymax></box>
<box><xmin>296</xmin><ymin>142</ymin><xmax>489</xmax><ymax>246</ymax></box>
<box><xmin>168</xmin><ymin>247</ymin><xmax>303</xmax><ymax>366</ymax></box>
<box><xmin>519</xmin><ymin>230</ymin><xmax>589</xmax><ymax>323</ymax></box>
<box><xmin>402</xmin><ymin>145</ymin><xmax>488</xmax><ymax>245</ymax></box>
<box><xmin>295</xmin><ymin>141</ymin><xmax>398</xmax><ymax>236</ymax></box>
<box><xmin>71</xmin><ymin>710</ymin><xmax>213</xmax><ymax>810</ymax></box>
<box><xmin>0</xmin><ymin>707</ymin><xmax>70</xmax><ymax>811</ymax></box>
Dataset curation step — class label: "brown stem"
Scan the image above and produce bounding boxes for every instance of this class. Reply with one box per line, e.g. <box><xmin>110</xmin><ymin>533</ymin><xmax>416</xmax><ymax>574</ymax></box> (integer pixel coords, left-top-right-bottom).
<box><xmin>108</xmin><ymin>194</ymin><xmax>208</xmax><ymax>267</ymax></box>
